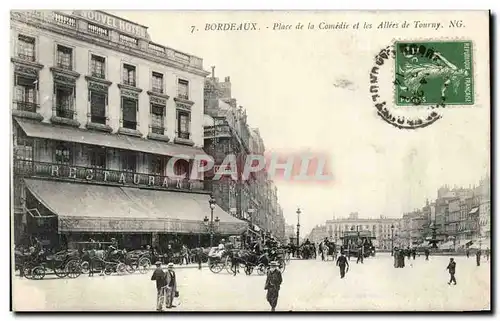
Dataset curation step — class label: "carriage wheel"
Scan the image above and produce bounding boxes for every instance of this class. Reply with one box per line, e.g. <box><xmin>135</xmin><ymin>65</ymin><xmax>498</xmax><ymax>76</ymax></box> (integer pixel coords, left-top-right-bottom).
<box><xmin>104</xmin><ymin>264</ymin><xmax>113</xmax><ymax>275</ymax></box>
<box><xmin>66</xmin><ymin>260</ymin><xmax>82</xmax><ymax>279</ymax></box>
<box><xmin>224</xmin><ymin>256</ymin><xmax>233</xmax><ymax>274</ymax></box>
<box><xmin>80</xmin><ymin>261</ymin><xmax>90</xmax><ymax>274</ymax></box>
<box><xmin>257</xmin><ymin>263</ymin><xmax>267</xmax><ymax>275</ymax></box>
<box><xmin>54</xmin><ymin>265</ymin><xmax>68</xmax><ymax>278</ymax></box>
<box><xmin>138</xmin><ymin>258</ymin><xmax>150</xmax><ymax>274</ymax></box>
<box><xmin>22</xmin><ymin>263</ymin><xmax>33</xmax><ymax>280</ymax></box>
<box><xmin>125</xmin><ymin>264</ymin><xmax>136</xmax><ymax>274</ymax></box>
<box><xmin>116</xmin><ymin>263</ymin><xmax>127</xmax><ymax>275</ymax></box>
<box><xmin>32</xmin><ymin>266</ymin><xmax>46</xmax><ymax>280</ymax></box>
<box><xmin>209</xmin><ymin>261</ymin><xmax>223</xmax><ymax>274</ymax></box>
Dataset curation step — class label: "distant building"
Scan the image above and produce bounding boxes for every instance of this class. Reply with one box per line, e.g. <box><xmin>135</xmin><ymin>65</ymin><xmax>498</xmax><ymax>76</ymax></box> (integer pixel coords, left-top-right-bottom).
<box><xmin>324</xmin><ymin>213</ymin><xmax>401</xmax><ymax>251</ymax></box>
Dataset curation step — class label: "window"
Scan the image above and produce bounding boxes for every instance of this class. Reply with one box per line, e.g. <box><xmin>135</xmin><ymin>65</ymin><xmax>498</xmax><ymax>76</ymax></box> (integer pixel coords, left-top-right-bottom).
<box><xmin>123</xmin><ymin>64</ymin><xmax>136</xmax><ymax>86</ymax></box>
<box><xmin>152</xmin><ymin>72</ymin><xmax>164</xmax><ymax>93</ymax></box>
<box><xmin>89</xmin><ymin>91</ymin><xmax>107</xmax><ymax>124</ymax></box>
<box><xmin>121</xmin><ymin>151</ymin><xmax>136</xmax><ymax>172</ymax></box>
<box><xmin>177</xmin><ymin>111</ymin><xmax>190</xmax><ymax>139</ymax></box>
<box><xmin>14</xmin><ymin>75</ymin><xmax>37</xmax><ymax>112</ymax></box>
<box><xmin>122</xmin><ymin>98</ymin><xmax>137</xmax><ymax>130</ymax></box>
<box><xmin>151</xmin><ymin>156</ymin><xmax>166</xmax><ymax>175</ymax></box>
<box><xmin>151</xmin><ymin>104</ymin><xmax>165</xmax><ymax>135</ymax></box>
<box><xmin>174</xmin><ymin>159</ymin><xmax>189</xmax><ymax>176</ymax></box>
<box><xmin>90</xmin><ymin>55</ymin><xmax>106</xmax><ymax>79</ymax></box>
<box><xmin>177</xmin><ymin>79</ymin><xmax>189</xmax><ymax>99</ymax></box>
<box><xmin>15</xmin><ymin>127</ymin><xmax>33</xmax><ymax>161</ymax></box>
<box><xmin>55</xmin><ymin>143</ymin><xmax>72</xmax><ymax>164</ymax></box>
<box><xmin>56</xmin><ymin>45</ymin><xmax>72</xmax><ymax>70</ymax></box>
<box><xmin>17</xmin><ymin>35</ymin><xmax>35</xmax><ymax>62</ymax></box>
<box><xmin>89</xmin><ymin>147</ymin><xmax>106</xmax><ymax>168</ymax></box>
<box><xmin>55</xmin><ymin>85</ymin><xmax>74</xmax><ymax>119</ymax></box>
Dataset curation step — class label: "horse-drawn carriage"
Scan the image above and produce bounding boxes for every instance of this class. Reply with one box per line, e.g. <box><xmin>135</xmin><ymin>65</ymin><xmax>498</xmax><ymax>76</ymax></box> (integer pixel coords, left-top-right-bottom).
<box><xmin>298</xmin><ymin>242</ymin><xmax>316</xmax><ymax>259</ymax></box>
<box><xmin>73</xmin><ymin>242</ymin><xmax>151</xmax><ymax>275</ymax></box>
<box><xmin>16</xmin><ymin>248</ymin><xmax>82</xmax><ymax>280</ymax></box>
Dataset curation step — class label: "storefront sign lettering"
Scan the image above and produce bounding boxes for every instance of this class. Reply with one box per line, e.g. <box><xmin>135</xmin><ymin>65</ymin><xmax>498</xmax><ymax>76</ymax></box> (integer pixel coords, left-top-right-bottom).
<box><xmin>47</xmin><ymin>165</ymin><xmax>195</xmax><ymax>191</ymax></box>
<box><xmin>76</xmin><ymin>10</ymin><xmax>147</xmax><ymax>38</ymax></box>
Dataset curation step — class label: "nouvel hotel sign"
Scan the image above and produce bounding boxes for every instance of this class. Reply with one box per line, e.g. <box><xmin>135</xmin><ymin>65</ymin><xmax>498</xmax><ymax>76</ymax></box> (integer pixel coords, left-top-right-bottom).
<box><xmin>75</xmin><ymin>10</ymin><xmax>147</xmax><ymax>38</ymax></box>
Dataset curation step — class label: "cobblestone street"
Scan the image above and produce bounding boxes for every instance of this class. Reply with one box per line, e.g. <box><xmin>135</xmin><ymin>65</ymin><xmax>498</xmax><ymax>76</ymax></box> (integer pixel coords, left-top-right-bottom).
<box><xmin>13</xmin><ymin>253</ymin><xmax>490</xmax><ymax>311</ymax></box>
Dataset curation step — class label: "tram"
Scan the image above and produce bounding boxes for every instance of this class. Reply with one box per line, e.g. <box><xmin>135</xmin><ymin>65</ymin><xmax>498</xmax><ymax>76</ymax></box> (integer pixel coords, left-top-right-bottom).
<box><xmin>340</xmin><ymin>230</ymin><xmax>376</xmax><ymax>258</ymax></box>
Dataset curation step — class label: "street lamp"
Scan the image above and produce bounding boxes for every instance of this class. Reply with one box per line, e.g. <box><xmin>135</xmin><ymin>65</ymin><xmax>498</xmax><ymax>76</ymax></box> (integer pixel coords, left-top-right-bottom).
<box><xmin>204</xmin><ymin>195</ymin><xmax>220</xmax><ymax>247</ymax></box>
<box><xmin>391</xmin><ymin>224</ymin><xmax>395</xmax><ymax>256</ymax></box>
<box><xmin>296</xmin><ymin>207</ymin><xmax>301</xmax><ymax>248</ymax></box>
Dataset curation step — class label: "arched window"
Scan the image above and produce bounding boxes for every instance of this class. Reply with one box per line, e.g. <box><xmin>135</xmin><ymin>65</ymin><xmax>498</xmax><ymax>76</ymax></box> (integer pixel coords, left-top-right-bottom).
<box><xmin>174</xmin><ymin>159</ymin><xmax>190</xmax><ymax>177</ymax></box>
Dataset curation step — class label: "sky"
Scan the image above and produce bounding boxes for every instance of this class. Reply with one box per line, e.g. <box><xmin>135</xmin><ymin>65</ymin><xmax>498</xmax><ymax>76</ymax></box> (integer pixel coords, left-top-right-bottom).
<box><xmin>110</xmin><ymin>11</ymin><xmax>490</xmax><ymax>234</ymax></box>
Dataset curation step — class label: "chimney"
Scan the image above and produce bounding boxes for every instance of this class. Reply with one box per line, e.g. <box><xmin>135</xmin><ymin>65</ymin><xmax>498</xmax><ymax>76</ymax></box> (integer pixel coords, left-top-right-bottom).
<box><xmin>211</xmin><ymin>66</ymin><xmax>215</xmax><ymax>78</ymax></box>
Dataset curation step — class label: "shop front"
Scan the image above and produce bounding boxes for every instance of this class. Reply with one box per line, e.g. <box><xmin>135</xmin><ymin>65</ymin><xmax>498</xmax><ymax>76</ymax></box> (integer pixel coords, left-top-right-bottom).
<box><xmin>23</xmin><ymin>178</ymin><xmax>248</xmax><ymax>250</ymax></box>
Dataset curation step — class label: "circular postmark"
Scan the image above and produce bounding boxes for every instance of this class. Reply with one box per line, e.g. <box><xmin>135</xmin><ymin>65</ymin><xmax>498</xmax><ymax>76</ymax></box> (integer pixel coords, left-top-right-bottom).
<box><xmin>369</xmin><ymin>40</ymin><xmax>474</xmax><ymax>129</ymax></box>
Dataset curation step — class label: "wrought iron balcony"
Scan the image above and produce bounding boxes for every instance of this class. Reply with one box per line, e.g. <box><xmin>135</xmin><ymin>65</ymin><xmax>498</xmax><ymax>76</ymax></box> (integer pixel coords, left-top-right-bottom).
<box><xmin>56</xmin><ymin>108</ymin><xmax>75</xmax><ymax>119</ymax></box>
<box><xmin>14</xmin><ymin>100</ymin><xmax>38</xmax><ymax>113</ymax></box>
<box><xmin>13</xmin><ymin>159</ymin><xmax>210</xmax><ymax>193</ymax></box>
<box><xmin>178</xmin><ymin>131</ymin><xmax>190</xmax><ymax>139</ymax></box>
<box><xmin>151</xmin><ymin>126</ymin><xmax>165</xmax><ymax>135</ymax></box>
<box><xmin>91</xmin><ymin>70</ymin><xmax>105</xmax><ymax>79</ymax></box>
<box><xmin>17</xmin><ymin>53</ymin><xmax>35</xmax><ymax>62</ymax></box>
<box><xmin>123</xmin><ymin>120</ymin><xmax>137</xmax><ymax>130</ymax></box>
<box><xmin>91</xmin><ymin>114</ymin><xmax>107</xmax><ymax>124</ymax></box>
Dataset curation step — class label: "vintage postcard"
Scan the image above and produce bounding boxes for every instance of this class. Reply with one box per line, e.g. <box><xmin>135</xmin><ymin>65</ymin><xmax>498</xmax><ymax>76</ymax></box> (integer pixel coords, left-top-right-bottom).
<box><xmin>10</xmin><ymin>10</ymin><xmax>490</xmax><ymax>312</ymax></box>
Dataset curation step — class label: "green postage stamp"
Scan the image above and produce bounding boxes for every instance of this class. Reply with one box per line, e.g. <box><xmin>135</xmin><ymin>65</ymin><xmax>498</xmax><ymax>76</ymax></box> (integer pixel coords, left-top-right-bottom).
<box><xmin>394</xmin><ymin>41</ymin><xmax>474</xmax><ymax>106</ymax></box>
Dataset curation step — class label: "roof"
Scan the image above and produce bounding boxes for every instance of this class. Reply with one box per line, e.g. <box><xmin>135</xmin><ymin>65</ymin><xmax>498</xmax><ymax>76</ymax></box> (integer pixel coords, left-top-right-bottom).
<box><xmin>16</xmin><ymin>118</ymin><xmax>207</xmax><ymax>159</ymax></box>
<box><xmin>24</xmin><ymin>179</ymin><xmax>247</xmax><ymax>234</ymax></box>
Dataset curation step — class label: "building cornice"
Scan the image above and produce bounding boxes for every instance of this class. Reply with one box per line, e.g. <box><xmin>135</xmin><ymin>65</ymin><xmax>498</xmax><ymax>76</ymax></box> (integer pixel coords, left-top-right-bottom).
<box><xmin>11</xmin><ymin>12</ymin><xmax>210</xmax><ymax>78</ymax></box>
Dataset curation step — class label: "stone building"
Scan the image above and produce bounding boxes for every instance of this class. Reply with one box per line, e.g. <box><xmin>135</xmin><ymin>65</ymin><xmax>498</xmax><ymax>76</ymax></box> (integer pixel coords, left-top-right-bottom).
<box><xmin>202</xmin><ymin>69</ymin><xmax>285</xmax><ymax>241</ymax></box>
<box><xmin>11</xmin><ymin>10</ymin><xmax>246</xmax><ymax>249</ymax></box>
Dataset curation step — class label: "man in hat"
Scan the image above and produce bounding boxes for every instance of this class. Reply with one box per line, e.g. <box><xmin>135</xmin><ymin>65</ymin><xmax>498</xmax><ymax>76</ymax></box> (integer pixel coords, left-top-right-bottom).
<box><xmin>151</xmin><ymin>261</ymin><xmax>166</xmax><ymax>311</ymax></box>
<box><xmin>336</xmin><ymin>251</ymin><xmax>349</xmax><ymax>278</ymax></box>
<box><xmin>164</xmin><ymin>263</ymin><xmax>178</xmax><ymax>309</ymax></box>
<box><xmin>264</xmin><ymin>261</ymin><xmax>282</xmax><ymax>311</ymax></box>
<box><xmin>446</xmin><ymin>258</ymin><xmax>457</xmax><ymax>285</ymax></box>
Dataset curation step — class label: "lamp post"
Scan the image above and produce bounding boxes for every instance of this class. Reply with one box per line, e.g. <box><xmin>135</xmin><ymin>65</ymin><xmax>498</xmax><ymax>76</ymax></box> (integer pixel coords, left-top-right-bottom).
<box><xmin>204</xmin><ymin>195</ymin><xmax>220</xmax><ymax>247</ymax></box>
<box><xmin>391</xmin><ymin>224</ymin><xmax>395</xmax><ymax>256</ymax></box>
<box><xmin>296</xmin><ymin>207</ymin><xmax>301</xmax><ymax>248</ymax></box>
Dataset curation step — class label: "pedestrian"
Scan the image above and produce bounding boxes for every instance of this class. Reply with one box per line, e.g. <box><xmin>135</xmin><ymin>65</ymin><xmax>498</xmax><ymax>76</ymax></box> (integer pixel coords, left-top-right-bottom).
<box><xmin>356</xmin><ymin>247</ymin><xmax>363</xmax><ymax>264</ymax></box>
<box><xmin>412</xmin><ymin>249</ymin><xmax>416</xmax><ymax>260</ymax></box>
<box><xmin>476</xmin><ymin>249</ymin><xmax>481</xmax><ymax>267</ymax></box>
<box><xmin>446</xmin><ymin>258</ymin><xmax>457</xmax><ymax>285</ymax></box>
<box><xmin>485</xmin><ymin>248</ymin><xmax>490</xmax><ymax>262</ymax></box>
<box><xmin>466</xmin><ymin>248</ymin><xmax>470</xmax><ymax>258</ymax></box>
<box><xmin>164</xmin><ymin>262</ymin><xmax>178</xmax><ymax>309</ymax></box>
<box><xmin>151</xmin><ymin>261</ymin><xmax>166</xmax><ymax>311</ymax></box>
<box><xmin>336</xmin><ymin>251</ymin><xmax>349</xmax><ymax>278</ymax></box>
<box><xmin>398</xmin><ymin>249</ymin><xmax>405</xmax><ymax>268</ymax></box>
<box><xmin>424</xmin><ymin>248</ymin><xmax>430</xmax><ymax>261</ymax></box>
<box><xmin>264</xmin><ymin>261</ymin><xmax>283</xmax><ymax>311</ymax></box>
<box><xmin>393</xmin><ymin>248</ymin><xmax>399</xmax><ymax>268</ymax></box>
<box><xmin>181</xmin><ymin>244</ymin><xmax>189</xmax><ymax>265</ymax></box>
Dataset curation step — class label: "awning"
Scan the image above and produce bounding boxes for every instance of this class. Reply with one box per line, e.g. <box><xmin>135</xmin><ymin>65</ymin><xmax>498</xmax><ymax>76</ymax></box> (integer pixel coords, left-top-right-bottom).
<box><xmin>469</xmin><ymin>207</ymin><xmax>479</xmax><ymax>214</ymax></box>
<box><xmin>15</xmin><ymin>118</ymin><xmax>207</xmax><ymax>159</ymax></box>
<box><xmin>24</xmin><ymin>179</ymin><xmax>247</xmax><ymax>234</ymax></box>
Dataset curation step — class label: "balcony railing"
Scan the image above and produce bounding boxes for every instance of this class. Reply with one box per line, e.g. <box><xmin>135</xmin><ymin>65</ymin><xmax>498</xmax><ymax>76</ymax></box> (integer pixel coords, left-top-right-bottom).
<box><xmin>13</xmin><ymin>159</ymin><xmax>210</xmax><ymax>192</ymax></box>
<box><xmin>91</xmin><ymin>70</ymin><xmax>105</xmax><ymax>79</ymax></box>
<box><xmin>123</xmin><ymin>79</ymin><xmax>136</xmax><ymax>87</ymax></box>
<box><xmin>151</xmin><ymin>126</ymin><xmax>165</xmax><ymax>135</ymax></box>
<box><xmin>91</xmin><ymin>114</ymin><xmax>107</xmax><ymax>124</ymax></box>
<box><xmin>56</xmin><ymin>61</ymin><xmax>72</xmax><ymax>70</ymax></box>
<box><xmin>17</xmin><ymin>53</ymin><xmax>35</xmax><ymax>62</ymax></box>
<box><xmin>177</xmin><ymin>93</ymin><xmax>189</xmax><ymax>100</ymax></box>
<box><xmin>14</xmin><ymin>101</ymin><xmax>38</xmax><ymax>113</ymax></box>
<box><xmin>56</xmin><ymin>108</ymin><xmax>75</xmax><ymax>119</ymax></box>
<box><xmin>123</xmin><ymin>120</ymin><xmax>137</xmax><ymax>130</ymax></box>
<box><xmin>178</xmin><ymin>131</ymin><xmax>190</xmax><ymax>139</ymax></box>
<box><xmin>152</xmin><ymin>86</ymin><xmax>163</xmax><ymax>94</ymax></box>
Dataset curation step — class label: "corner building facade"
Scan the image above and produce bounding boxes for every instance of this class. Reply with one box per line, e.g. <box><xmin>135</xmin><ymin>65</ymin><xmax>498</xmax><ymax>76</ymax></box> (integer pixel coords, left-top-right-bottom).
<box><xmin>11</xmin><ymin>10</ymin><xmax>246</xmax><ymax>250</ymax></box>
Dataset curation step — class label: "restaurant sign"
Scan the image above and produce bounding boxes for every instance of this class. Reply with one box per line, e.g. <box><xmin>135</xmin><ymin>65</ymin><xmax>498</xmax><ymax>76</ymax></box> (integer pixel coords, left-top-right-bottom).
<box><xmin>75</xmin><ymin>10</ymin><xmax>147</xmax><ymax>38</ymax></box>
